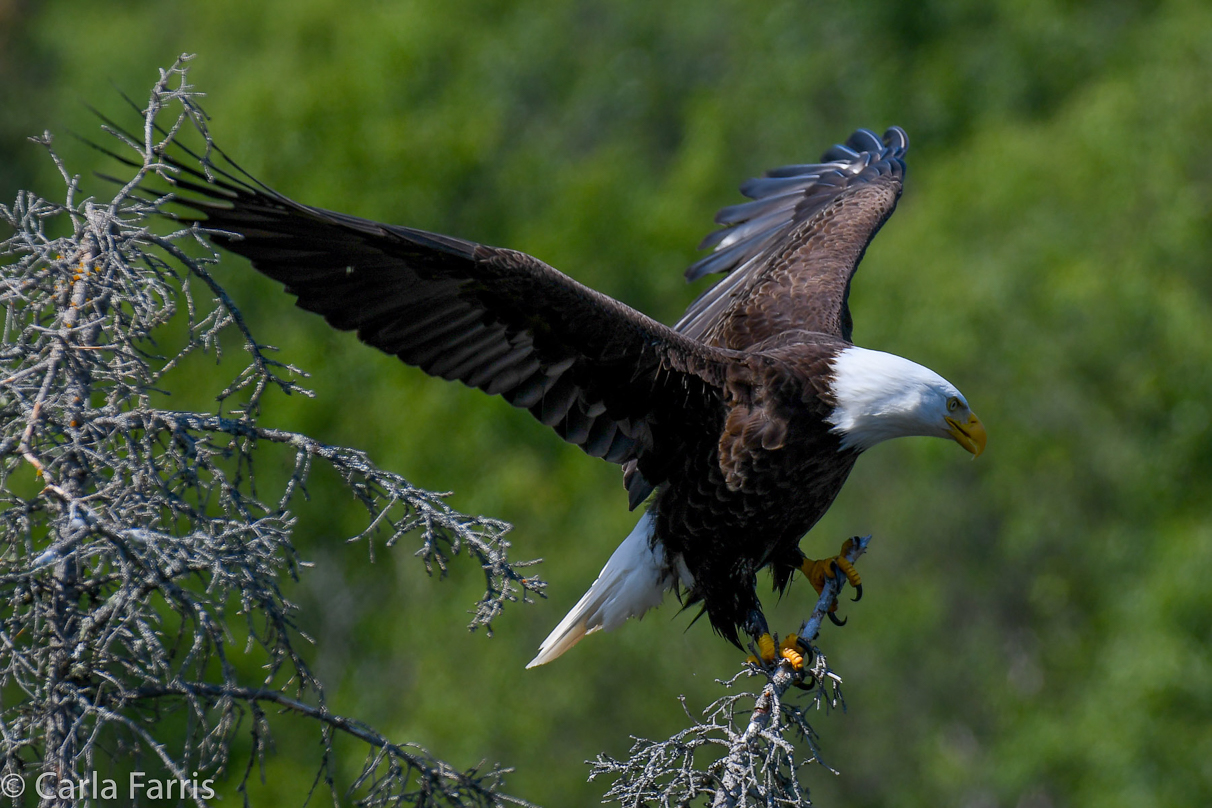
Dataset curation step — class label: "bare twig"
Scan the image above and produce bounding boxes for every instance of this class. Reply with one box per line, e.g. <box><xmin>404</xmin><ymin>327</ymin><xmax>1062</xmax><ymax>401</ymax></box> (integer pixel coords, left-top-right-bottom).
<box><xmin>591</xmin><ymin>538</ymin><xmax>869</xmax><ymax>807</ymax></box>
<box><xmin>0</xmin><ymin>56</ymin><xmax>541</xmax><ymax>807</ymax></box>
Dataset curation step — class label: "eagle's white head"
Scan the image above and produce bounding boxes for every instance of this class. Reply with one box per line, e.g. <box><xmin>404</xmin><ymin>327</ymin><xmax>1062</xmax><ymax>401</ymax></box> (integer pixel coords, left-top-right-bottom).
<box><xmin>827</xmin><ymin>346</ymin><xmax>987</xmax><ymax>455</ymax></box>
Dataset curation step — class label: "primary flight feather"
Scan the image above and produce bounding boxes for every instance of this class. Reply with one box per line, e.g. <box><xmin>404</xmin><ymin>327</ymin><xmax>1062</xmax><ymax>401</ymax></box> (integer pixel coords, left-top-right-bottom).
<box><xmin>139</xmin><ymin>124</ymin><xmax>985</xmax><ymax>666</ymax></box>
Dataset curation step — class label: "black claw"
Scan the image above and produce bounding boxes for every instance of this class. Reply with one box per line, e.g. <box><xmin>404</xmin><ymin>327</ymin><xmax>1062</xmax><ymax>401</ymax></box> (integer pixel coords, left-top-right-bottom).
<box><xmin>851</xmin><ymin>583</ymin><xmax>863</xmax><ymax>602</ymax></box>
<box><xmin>793</xmin><ymin>675</ymin><xmax>818</xmax><ymax>691</ymax></box>
<box><xmin>795</xmin><ymin>640</ymin><xmax>815</xmax><ymax>667</ymax></box>
<box><xmin>828</xmin><ymin>611</ymin><xmax>847</xmax><ymax>627</ymax></box>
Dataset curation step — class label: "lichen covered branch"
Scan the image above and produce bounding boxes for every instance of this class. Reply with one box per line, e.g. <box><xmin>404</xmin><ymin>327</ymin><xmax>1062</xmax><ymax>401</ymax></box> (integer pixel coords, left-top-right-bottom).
<box><xmin>0</xmin><ymin>56</ymin><xmax>540</xmax><ymax>807</ymax></box>
<box><xmin>591</xmin><ymin>538</ymin><xmax>869</xmax><ymax>807</ymax></box>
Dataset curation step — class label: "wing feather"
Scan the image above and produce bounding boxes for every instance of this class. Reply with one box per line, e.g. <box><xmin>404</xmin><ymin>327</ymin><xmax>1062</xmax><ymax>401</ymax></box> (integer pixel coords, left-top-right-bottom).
<box><xmin>622</xmin><ymin>126</ymin><xmax>909</xmax><ymax>509</ymax></box>
<box><xmin>131</xmin><ymin>140</ymin><xmax>744</xmax><ymax>491</ymax></box>
<box><xmin>676</xmin><ymin>127</ymin><xmax>908</xmax><ymax>347</ymax></box>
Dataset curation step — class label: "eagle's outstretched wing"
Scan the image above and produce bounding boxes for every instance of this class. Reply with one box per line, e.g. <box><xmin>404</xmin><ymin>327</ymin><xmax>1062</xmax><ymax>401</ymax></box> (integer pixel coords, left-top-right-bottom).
<box><xmin>620</xmin><ymin>128</ymin><xmax>907</xmax><ymax>507</ymax></box>
<box><xmin>137</xmin><ymin>145</ymin><xmax>743</xmax><ymax>484</ymax></box>
<box><xmin>676</xmin><ymin>127</ymin><xmax>908</xmax><ymax>348</ymax></box>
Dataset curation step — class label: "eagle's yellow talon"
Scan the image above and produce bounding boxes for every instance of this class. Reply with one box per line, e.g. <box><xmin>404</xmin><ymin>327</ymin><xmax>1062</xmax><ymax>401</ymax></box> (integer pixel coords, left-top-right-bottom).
<box><xmin>836</xmin><ymin>538</ymin><xmax>863</xmax><ymax>591</ymax></box>
<box><xmin>834</xmin><ymin>556</ymin><xmax>862</xmax><ymax>601</ymax></box>
<box><xmin>756</xmin><ymin>632</ymin><xmax>776</xmax><ymax>662</ymax></box>
<box><xmin>834</xmin><ymin>556</ymin><xmax>860</xmax><ymax>587</ymax></box>
<box><xmin>799</xmin><ymin>558</ymin><xmax>831</xmax><ymax>594</ymax></box>
<box><xmin>749</xmin><ymin>634</ymin><xmax>808</xmax><ymax>670</ymax></box>
<box><xmin>800</xmin><ymin>539</ymin><xmax>863</xmax><ymax>600</ymax></box>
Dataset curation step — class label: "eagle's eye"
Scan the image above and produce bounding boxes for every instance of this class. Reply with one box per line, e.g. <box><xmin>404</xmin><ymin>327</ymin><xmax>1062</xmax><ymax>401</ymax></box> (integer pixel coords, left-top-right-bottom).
<box><xmin>946</xmin><ymin>396</ymin><xmax>961</xmax><ymax>412</ymax></box>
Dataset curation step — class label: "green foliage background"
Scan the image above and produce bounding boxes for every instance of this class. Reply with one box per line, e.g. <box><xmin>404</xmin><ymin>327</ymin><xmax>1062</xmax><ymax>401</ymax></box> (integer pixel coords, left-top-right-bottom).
<box><xmin>4</xmin><ymin>1</ymin><xmax>1212</xmax><ymax>805</ymax></box>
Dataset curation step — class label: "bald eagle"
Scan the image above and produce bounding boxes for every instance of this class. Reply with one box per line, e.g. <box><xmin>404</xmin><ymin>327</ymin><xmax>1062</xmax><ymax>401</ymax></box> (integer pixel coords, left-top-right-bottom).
<box><xmin>144</xmin><ymin>125</ymin><xmax>985</xmax><ymax>667</ymax></box>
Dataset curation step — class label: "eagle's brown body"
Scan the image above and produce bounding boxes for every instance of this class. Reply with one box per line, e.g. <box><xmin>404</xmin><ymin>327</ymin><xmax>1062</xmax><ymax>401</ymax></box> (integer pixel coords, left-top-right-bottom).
<box><xmin>654</xmin><ymin>337</ymin><xmax>859</xmax><ymax>641</ymax></box>
<box><xmin>144</xmin><ymin>124</ymin><xmax>921</xmax><ymax>647</ymax></box>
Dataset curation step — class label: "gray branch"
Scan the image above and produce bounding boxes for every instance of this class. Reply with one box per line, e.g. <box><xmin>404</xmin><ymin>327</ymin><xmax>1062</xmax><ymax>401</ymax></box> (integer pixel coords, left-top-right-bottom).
<box><xmin>591</xmin><ymin>538</ymin><xmax>869</xmax><ymax>807</ymax></box>
<box><xmin>0</xmin><ymin>55</ymin><xmax>541</xmax><ymax>807</ymax></box>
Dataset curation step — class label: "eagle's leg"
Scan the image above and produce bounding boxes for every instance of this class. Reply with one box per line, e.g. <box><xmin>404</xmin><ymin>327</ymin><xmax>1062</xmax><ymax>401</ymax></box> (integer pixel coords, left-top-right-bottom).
<box><xmin>778</xmin><ymin>632</ymin><xmax>811</xmax><ymax>671</ymax></box>
<box><xmin>743</xmin><ymin>609</ymin><xmax>777</xmax><ymax>664</ymax></box>
<box><xmin>743</xmin><ymin>610</ymin><xmax>812</xmax><ymax>671</ymax></box>
<box><xmin>800</xmin><ymin>537</ymin><xmax>864</xmax><ymax>622</ymax></box>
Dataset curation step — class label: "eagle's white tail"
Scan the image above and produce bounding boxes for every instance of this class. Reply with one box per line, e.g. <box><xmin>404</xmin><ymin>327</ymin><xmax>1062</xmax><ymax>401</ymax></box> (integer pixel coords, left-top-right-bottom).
<box><xmin>526</xmin><ymin>511</ymin><xmax>681</xmax><ymax>668</ymax></box>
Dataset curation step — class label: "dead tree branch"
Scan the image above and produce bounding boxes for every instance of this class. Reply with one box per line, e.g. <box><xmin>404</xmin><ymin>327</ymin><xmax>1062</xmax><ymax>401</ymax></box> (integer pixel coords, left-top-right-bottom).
<box><xmin>591</xmin><ymin>538</ymin><xmax>869</xmax><ymax>807</ymax></box>
<box><xmin>0</xmin><ymin>55</ymin><xmax>541</xmax><ymax>807</ymax></box>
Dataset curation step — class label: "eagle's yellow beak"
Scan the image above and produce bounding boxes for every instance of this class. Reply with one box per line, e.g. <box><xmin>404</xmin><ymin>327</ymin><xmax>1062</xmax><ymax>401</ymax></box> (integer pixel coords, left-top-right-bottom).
<box><xmin>946</xmin><ymin>412</ymin><xmax>987</xmax><ymax>458</ymax></box>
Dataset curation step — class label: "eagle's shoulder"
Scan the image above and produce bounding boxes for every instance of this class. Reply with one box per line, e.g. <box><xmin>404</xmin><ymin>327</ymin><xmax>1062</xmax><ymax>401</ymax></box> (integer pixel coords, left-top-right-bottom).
<box><xmin>716</xmin><ymin>332</ymin><xmax>851</xmax><ymax>491</ymax></box>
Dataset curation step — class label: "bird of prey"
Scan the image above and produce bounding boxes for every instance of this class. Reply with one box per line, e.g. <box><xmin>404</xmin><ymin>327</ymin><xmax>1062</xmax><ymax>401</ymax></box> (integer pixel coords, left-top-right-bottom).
<box><xmin>136</xmin><ymin>123</ymin><xmax>985</xmax><ymax>669</ymax></box>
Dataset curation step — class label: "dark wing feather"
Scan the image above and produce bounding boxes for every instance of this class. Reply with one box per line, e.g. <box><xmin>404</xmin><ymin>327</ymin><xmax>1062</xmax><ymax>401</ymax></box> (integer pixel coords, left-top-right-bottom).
<box><xmin>676</xmin><ymin>127</ymin><xmax>908</xmax><ymax>348</ymax></box>
<box><xmin>138</xmin><ymin>145</ymin><xmax>742</xmax><ymax>485</ymax></box>
<box><xmin>621</xmin><ymin>127</ymin><xmax>907</xmax><ymax>507</ymax></box>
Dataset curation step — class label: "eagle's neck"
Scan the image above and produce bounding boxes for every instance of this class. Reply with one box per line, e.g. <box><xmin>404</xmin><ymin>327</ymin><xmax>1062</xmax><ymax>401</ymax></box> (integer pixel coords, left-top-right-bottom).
<box><xmin>826</xmin><ymin>345</ymin><xmax>956</xmax><ymax>452</ymax></box>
